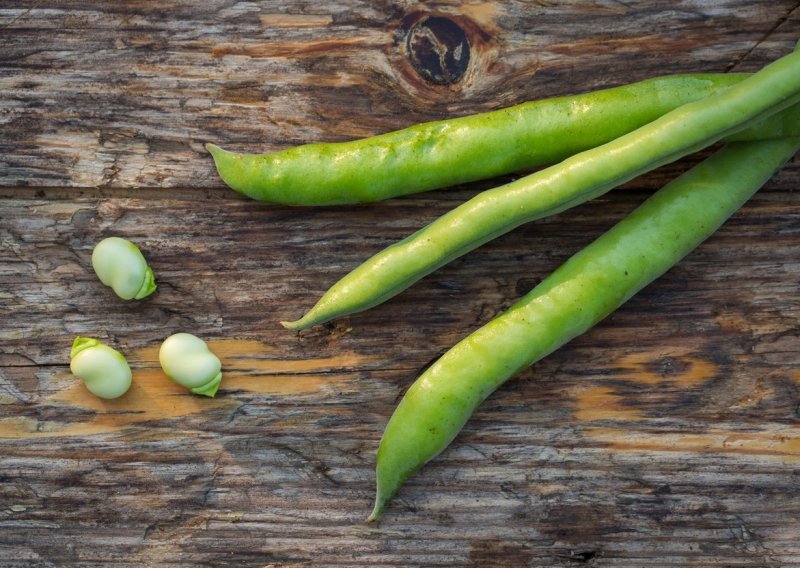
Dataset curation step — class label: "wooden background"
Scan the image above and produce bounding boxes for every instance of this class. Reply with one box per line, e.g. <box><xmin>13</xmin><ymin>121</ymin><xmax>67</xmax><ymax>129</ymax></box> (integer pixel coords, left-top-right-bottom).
<box><xmin>2</xmin><ymin>1</ymin><xmax>800</xmax><ymax>566</ymax></box>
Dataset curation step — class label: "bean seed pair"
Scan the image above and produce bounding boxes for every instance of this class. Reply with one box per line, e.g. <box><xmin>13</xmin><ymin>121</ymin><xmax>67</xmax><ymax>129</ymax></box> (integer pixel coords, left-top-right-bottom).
<box><xmin>72</xmin><ymin>238</ymin><xmax>222</xmax><ymax>399</ymax></box>
<box><xmin>70</xmin><ymin>333</ymin><xmax>222</xmax><ymax>400</ymax></box>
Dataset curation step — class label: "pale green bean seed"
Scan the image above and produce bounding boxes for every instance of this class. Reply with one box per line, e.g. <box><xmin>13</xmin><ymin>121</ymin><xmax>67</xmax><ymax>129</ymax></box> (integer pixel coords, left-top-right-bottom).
<box><xmin>92</xmin><ymin>237</ymin><xmax>157</xmax><ymax>300</ymax></box>
<box><xmin>69</xmin><ymin>337</ymin><xmax>132</xmax><ymax>400</ymax></box>
<box><xmin>158</xmin><ymin>333</ymin><xmax>222</xmax><ymax>397</ymax></box>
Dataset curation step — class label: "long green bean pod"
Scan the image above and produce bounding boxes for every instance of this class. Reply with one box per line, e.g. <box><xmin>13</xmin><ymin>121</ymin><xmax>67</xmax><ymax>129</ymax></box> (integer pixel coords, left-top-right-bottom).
<box><xmin>368</xmin><ymin>136</ymin><xmax>800</xmax><ymax>521</ymax></box>
<box><xmin>207</xmin><ymin>72</ymin><xmax>785</xmax><ymax>206</ymax></box>
<box><xmin>284</xmin><ymin>48</ymin><xmax>800</xmax><ymax>330</ymax></box>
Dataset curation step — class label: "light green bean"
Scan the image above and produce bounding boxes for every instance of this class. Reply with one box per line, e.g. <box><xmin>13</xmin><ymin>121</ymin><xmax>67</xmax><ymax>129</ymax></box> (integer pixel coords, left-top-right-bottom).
<box><xmin>369</xmin><ymin>136</ymin><xmax>800</xmax><ymax>521</ymax></box>
<box><xmin>284</xmin><ymin>48</ymin><xmax>800</xmax><ymax>330</ymax></box>
<box><xmin>208</xmin><ymin>73</ymin><xmax>800</xmax><ymax>206</ymax></box>
<box><xmin>92</xmin><ymin>237</ymin><xmax>156</xmax><ymax>300</ymax></box>
<box><xmin>70</xmin><ymin>337</ymin><xmax>132</xmax><ymax>400</ymax></box>
<box><xmin>159</xmin><ymin>333</ymin><xmax>223</xmax><ymax>397</ymax></box>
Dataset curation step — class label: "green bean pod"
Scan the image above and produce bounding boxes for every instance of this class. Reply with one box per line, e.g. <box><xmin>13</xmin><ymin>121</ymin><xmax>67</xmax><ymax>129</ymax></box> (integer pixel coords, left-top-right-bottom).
<box><xmin>208</xmin><ymin>73</ymin><xmax>758</xmax><ymax>206</ymax></box>
<box><xmin>368</xmin><ymin>136</ymin><xmax>800</xmax><ymax>521</ymax></box>
<box><xmin>284</xmin><ymin>48</ymin><xmax>800</xmax><ymax>330</ymax></box>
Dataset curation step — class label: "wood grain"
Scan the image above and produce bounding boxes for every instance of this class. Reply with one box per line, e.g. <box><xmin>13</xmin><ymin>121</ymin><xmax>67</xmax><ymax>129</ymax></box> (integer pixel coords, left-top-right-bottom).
<box><xmin>2</xmin><ymin>1</ymin><xmax>800</xmax><ymax>566</ymax></box>
<box><xmin>1</xmin><ymin>0</ymin><xmax>798</xmax><ymax>190</ymax></box>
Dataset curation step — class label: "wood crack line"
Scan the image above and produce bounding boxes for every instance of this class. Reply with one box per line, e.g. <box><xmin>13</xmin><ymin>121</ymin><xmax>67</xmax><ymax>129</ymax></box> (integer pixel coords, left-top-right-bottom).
<box><xmin>727</xmin><ymin>2</ymin><xmax>800</xmax><ymax>71</ymax></box>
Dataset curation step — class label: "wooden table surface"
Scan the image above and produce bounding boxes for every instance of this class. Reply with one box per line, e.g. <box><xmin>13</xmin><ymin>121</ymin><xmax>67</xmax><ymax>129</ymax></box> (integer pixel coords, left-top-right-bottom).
<box><xmin>2</xmin><ymin>2</ymin><xmax>800</xmax><ymax>566</ymax></box>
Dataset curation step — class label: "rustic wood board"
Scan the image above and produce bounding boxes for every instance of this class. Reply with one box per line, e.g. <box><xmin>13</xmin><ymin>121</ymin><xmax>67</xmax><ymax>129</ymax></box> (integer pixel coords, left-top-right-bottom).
<box><xmin>2</xmin><ymin>1</ymin><xmax>800</xmax><ymax>566</ymax></box>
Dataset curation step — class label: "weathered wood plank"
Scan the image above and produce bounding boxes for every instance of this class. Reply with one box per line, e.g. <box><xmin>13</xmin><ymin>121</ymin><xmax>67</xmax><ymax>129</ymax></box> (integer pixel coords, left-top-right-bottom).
<box><xmin>3</xmin><ymin>1</ymin><xmax>800</xmax><ymax>566</ymax></box>
<box><xmin>2</xmin><ymin>177</ymin><xmax>800</xmax><ymax>565</ymax></box>
<box><xmin>1</xmin><ymin>0</ymin><xmax>798</xmax><ymax>189</ymax></box>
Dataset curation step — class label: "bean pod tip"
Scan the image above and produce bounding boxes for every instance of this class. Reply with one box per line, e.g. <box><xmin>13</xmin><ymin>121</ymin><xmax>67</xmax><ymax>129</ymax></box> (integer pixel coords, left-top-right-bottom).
<box><xmin>204</xmin><ymin>142</ymin><xmax>223</xmax><ymax>156</ymax></box>
<box><xmin>206</xmin><ymin>143</ymin><xmax>232</xmax><ymax>170</ymax></box>
<box><xmin>279</xmin><ymin>318</ymin><xmax>308</xmax><ymax>331</ymax></box>
<box><xmin>206</xmin><ymin>143</ymin><xmax>251</xmax><ymax>199</ymax></box>
<box><xmin>366</xmin><ymin>500</ymin><xmax>386</xmax><ymax>524</ymax></box>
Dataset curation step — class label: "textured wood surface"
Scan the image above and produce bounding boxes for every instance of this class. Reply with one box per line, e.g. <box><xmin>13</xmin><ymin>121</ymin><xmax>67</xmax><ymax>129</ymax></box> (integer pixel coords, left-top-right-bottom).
<box><xmin>2</xmin><ymin>1</ymin><xmax>800</xmax><ymax>566</ymax></box>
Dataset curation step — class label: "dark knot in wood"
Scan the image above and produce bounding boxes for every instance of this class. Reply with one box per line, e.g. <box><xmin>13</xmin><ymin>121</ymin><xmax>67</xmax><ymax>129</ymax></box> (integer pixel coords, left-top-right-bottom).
<box><xmin>405</xmin><ymin>15</ymin><xmax>470</xmax><ymax>85</ymax></box>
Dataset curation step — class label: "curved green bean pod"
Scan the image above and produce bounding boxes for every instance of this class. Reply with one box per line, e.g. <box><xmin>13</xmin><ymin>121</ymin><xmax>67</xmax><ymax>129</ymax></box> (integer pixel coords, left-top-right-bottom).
<box><xmin>368</xmin><ymin>136</ymin><xmax>800</xmax><ymax>521</ymax></box>
<box><xmin>208</xmin><ymin>73</ymin><xmax>755</xmax><ymax>206</ymax></box>
<box><xmin>284</xmin><ymin>48</ymin><xmax>800</xmax><ymax>330</ymax></box>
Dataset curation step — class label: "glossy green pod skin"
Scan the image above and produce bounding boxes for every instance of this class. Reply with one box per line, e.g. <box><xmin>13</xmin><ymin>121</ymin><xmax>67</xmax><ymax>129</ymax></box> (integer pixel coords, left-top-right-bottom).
<box><xmin>368</xmin><ymin>136</ymin><xmax>800</xmax><ymax>521</ymax></box>
<box><xmin>285</xmin><ymin>48</ymin><xmax>800</xmax><ymax>330</ymax></box>
<box><xmin>208</xmin><ymin>73</ymin><xmax>757</xmax><ymax>206</ymax></box>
